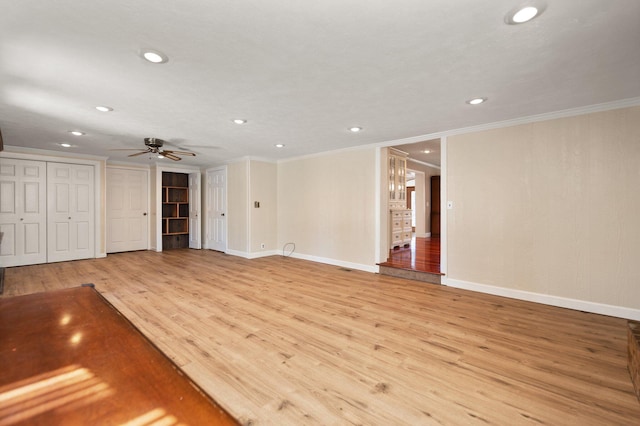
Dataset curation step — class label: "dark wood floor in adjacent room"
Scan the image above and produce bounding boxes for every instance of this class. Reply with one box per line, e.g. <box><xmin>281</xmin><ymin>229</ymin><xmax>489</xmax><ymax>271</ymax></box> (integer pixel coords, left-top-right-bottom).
<box><xmin>2</xmin><ymin>249</ymin><xmax>639</xmax><ymax>425</ymax></box>
<box><xmin>379</xmin><ymin>236</ymin><xmax>442</xmax><ymax>274</ymax></box>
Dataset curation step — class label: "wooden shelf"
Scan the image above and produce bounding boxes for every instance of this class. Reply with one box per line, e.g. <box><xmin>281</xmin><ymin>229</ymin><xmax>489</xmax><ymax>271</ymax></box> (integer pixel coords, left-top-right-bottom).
<box><xmin>162</xmin><ymin>172</ymin><xmax>188</xmax><ymax>187</ymax></box>
<box><xmin>166</xmin><ymin>187</ymin><xmax>188</xmax><ymax>203</ymax></box>
<box><xmin>162</xmin><ymin>172</ymin><xmax>189</xmax><ymax>249</ymax></box>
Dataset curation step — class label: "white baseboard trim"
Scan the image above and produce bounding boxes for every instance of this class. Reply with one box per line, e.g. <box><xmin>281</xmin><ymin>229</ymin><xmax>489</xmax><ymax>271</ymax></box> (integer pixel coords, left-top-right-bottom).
<box><xmin>223</xmin><ymin>249</ymin><xmax>378</xmax><ymax>272</ymax></box>
<box><xmin>288</xmin><ymin>252</ymin><xmax>379</xmax><ymax>273</ymax></box>
<box><xmin>225</xmin><ymin>249</ymin><xmax>279</xmax><ymax>259</ymax></box>
<box><xmin>444</xmin><ymin>278</ymin><xmax>640</xmax><ymax>321</ymax></box>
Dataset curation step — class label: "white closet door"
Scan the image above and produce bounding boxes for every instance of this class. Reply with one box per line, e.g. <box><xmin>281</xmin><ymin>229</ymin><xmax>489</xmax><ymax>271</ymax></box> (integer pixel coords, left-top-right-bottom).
<box><xmin>106</xmin><ymin>168</ymin><xmax>149</xmax><ymax>253</ymax></box>
<box><xmin>47</xmin><ymin>163</ymin><xmax>95</xmax><ymax>263</ymax></box>
<box><xmin>0</xmin><ymin>159</ymin><xmax>47</xmax><ymax>267</ymax></box>
<box><xmin>206</xmin><ymin>167</ymin><xmax>227</xmax><ymax>252</ymax></box>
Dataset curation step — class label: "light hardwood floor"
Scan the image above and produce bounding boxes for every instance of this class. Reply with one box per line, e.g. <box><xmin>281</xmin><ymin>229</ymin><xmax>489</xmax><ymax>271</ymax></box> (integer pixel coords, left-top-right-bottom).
<box><xmin>3</xmin><ymin>249</ymin><xmax>639</xmax><ymax>425</ymax></box>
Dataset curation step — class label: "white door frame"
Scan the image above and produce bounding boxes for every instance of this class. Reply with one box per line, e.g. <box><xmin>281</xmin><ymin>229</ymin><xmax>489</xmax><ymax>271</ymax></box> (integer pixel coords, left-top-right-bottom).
<box><xmin>188</xmin><ymin>172</ymin><xmax>201</xmax><ymax>249</ymax></box>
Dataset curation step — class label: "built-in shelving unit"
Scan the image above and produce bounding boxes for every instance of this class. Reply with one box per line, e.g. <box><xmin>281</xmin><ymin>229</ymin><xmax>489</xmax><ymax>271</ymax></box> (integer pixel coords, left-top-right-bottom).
<box><xmin>389</xmin><ymin>148</ymin><xmax>412</xmax><ymax>249</ymax></box>
<box><xmin>162</xmin><ymin>172</ymin><xmax>189</xmax><ymax>249</ymax></box>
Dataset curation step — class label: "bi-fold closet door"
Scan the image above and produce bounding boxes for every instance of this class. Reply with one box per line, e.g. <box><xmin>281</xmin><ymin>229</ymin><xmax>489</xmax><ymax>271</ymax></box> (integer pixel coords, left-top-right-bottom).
<box><xmin>0</xmin><ymin>159</ymin><xmax>47</xmax><ymax>266</ymax></box>
<box><xmin>47</xmin><ymin>162</ymin><xmax>95</xmax><ymax>263</ymax></box>
<box><xmin>0</xmin><ymin>158</ymin><xmax>95</xmax><ymax>267</ymax></box>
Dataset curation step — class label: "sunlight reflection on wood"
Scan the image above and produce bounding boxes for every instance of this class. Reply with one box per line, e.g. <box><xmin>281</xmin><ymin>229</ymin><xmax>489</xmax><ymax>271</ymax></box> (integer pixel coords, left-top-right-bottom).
<box><xmin>0</xmin><ymin>365</ymin><xmax>112</xmax><ymax>425</ymax></box>
<box><xmin>119</xmin><ymin>408</ymin><xmax>178</xmax><ymax>426</ymax></box>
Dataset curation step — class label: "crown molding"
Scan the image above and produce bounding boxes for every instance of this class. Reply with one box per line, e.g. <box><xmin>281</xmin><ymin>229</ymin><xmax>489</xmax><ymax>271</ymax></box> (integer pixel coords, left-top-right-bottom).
<box><xmin>2</xmin><ymin>145</ymin><xmax>107</xmax><ymax>161</ymax></box>
<box><xmin>376</xmin><ymin>97</ymin><xmax>640</xmax><ymax>149</ymax></box>
<box><xmin>407</xmin><ymin>157</ymin><xmax>441</xmax><ymax>170</ymax></box>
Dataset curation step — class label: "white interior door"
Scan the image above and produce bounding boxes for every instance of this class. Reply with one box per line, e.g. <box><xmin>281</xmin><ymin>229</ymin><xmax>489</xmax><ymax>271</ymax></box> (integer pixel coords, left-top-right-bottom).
<box><xmin>47</xmin><ymin>163</ymin><xmax>95</xmax><ymax>263</ymax></box>
<box><xmin>107</xmin><ymin>167</ymin><xmax>149</xmax><ymax>253</ymax></box>
<box><xmin>206</xmin><ymin>167</ymin><xmax>227</xmax><ymax>252</ymax></box>
<box><xmin>188</xmin><ymin>172</ymin><xmax>201</xmax><ymax>249</ymax></box>
<box><xmin>0</xmin><ymin>159</ymin><xmax>47</xmax><ymax>267</ymax></box>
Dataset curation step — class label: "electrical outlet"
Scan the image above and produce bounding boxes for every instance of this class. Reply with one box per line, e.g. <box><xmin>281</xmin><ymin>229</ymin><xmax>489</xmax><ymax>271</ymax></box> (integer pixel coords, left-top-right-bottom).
<box><xmin>260</xmin><ymin>243</ymin><xmax>265</xmax><ymax>249</ymax></box>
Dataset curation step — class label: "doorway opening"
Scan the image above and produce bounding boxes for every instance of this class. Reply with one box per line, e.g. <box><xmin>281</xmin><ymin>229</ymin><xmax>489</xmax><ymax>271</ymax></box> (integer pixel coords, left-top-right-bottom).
<box><xmin>380</xmin><ymin>139</ymin><xmax>442</xmax><ymax>279</ymax></box>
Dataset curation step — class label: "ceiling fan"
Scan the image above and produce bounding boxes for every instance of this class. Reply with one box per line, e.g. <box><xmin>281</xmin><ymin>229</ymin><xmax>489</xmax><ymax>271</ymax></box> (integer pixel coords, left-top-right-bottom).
<box><xmin>114</xmin><ymin>138</ymin><xmax>196</xmax><ymax>161</ymax></box>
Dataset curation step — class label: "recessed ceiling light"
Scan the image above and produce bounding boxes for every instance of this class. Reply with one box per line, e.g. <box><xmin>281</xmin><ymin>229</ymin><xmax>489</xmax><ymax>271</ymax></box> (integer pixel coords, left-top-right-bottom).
<box><xmin>69</xmin><ymin>131</ymin><xmax>85</xmax><ymax>136</ymax></box>
<box><xmin>141</xmin><ymin>49</ymin><xmax>168</xmax><ymax>64</ymax></box>
<box><xmin>275</xmin><ymin>144</ymin><xmax>285</xmax><ymax>148</ymax></box>
<box><xmin>466</xmin><ymin>97</ymin><xmax>487</xmax><ymax>105</ymax></box>
<box><xmin>513</xmin><ymin>7</ymin><xmax>538</xmax><ymax>22</ymax></box>
<box><xmin>157</xmin><ymin>155</ymin><xmax>165</xmax><ymax>159</ymax></box>
<box><xmin>96</xmin><ymin>106</ymin><xmax>113</xmax><ymax>112</ymax></box>
<box><xmin>423</xmin><ymin>150</ymin><xmax>431</xmax><ymax>154</ymax></box>
<box><xmin>59</xmin><ymin>143</ymin><xmax>72</xmax><ymax>148</ymax></box>
<box><xmin>233</xmin><ymin>119</ymin><xmax>247</xmax><ymax>124</ymax></box>
<box><xmin>349</xmin><ymin>127</ymin><xmax>363</xmax><ymax>132</ymax></box>
<box><xmin>505</xmin><ymin>2</ymin><xmax>546</xmax><ymax>24</ymax></box>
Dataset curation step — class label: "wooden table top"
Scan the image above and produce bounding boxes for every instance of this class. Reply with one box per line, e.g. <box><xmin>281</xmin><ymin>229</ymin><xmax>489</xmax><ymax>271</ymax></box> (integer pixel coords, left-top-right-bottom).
<box><xmin>0</xmin><ymin>285</ymin><xmax>238</xmax><ymax>425</ymax></box>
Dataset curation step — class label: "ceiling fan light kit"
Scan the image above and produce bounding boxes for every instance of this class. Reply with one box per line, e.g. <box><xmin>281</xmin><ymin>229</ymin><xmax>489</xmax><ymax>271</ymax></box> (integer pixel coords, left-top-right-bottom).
<box><xmin>112</xmin><ymin>138</ymin><xmax>196</xmax><ymax>161</ymax></box>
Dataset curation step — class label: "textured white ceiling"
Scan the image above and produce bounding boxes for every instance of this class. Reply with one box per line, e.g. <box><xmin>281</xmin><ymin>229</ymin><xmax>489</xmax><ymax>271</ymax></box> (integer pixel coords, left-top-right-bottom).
<box><xmin>1</xmin><ymin>0</ymin><xmax>639</xmax><ymax>167</ymax></box>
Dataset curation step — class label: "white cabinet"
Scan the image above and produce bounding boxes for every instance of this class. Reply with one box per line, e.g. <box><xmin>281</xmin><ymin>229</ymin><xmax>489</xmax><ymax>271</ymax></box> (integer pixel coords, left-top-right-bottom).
<box><xmin>388</xmin><ymin>148</ymin><xmax>412</xmax><ymax>249</ymax></box>
<box><xmin>47</xmin><ymin>163</ymin><xmax>95</xmax><ymax>262</ymax></box>
<box><xmin>389</xmin><ymin>148</ymin><xmax>407</xmax><ymax>210</ymax></box>
<box><xmin>0</xmin><ymin>159</ymin><xmax>47</xmax><ymax>267</ymax></box>
<box><xmin>390</xmin><ymin>209</ymin><xmax>412</xmax><ymax>249</ymax></box>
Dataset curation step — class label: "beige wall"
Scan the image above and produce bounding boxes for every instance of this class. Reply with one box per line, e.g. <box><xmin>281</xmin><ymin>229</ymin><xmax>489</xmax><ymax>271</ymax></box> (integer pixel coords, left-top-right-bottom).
<box><xmin>447</xmin><ymin>106</ymin><xmax>640</xmax><ymax>310</ymax></box>
<box><xmin>227</xmin><ymin>160</ymin><xmax>248</xmax><ymax>253</ymax></box>
<box><xmin>278</xmin><ymin>148</ymin><xmax>377</xmax><ymax>269</ymax></box>
<box><xmin>249</xmin><ymin>160</ymin><xmax>277</xmax><ymax>252</ymax></box>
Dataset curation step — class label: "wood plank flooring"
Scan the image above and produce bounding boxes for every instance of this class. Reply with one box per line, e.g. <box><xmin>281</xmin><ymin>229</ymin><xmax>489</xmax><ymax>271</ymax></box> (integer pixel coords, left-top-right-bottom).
<box><xmin>379</xmin><ymin>237</ymin><xmax>442</xmax><ymax>274</ymax></box>
<box><xmin>2</xmin><ymin>249</ymin><xmax>639</xmax><ymax>425</ymax></box>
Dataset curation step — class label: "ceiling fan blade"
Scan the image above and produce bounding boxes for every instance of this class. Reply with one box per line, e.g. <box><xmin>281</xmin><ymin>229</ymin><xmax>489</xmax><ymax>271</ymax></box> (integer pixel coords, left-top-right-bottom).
<box><xmin>163</xmin><ymin>150</ymin><xmax>196</xmax><ymax>156</ymax></box>
<box><xmin>128</xmin><ymin>151</ymin><xmax>150</xmax><ymax>157</ymax></box>
<box><xmin>162</xmin><ymin>152</ymin><xmax>182</xmax><ymax>161</ymax></box>
<box><xmin>182</xmin><ymin>145</ymin><xmax>220</xmax><ymax>150</ymax></box>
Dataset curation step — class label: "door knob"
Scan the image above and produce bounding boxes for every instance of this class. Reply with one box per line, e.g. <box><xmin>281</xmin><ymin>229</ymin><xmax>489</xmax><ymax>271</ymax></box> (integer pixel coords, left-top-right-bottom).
<box><xmin>221</xmin><ymin>213</ymin><xmax>225</xmax><ymax>216</ymax></box>
<box><xmin>143</xmin><ymin>212</ymin><xmax>147</xmax><ymax>216</ymax></box>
